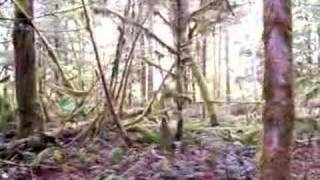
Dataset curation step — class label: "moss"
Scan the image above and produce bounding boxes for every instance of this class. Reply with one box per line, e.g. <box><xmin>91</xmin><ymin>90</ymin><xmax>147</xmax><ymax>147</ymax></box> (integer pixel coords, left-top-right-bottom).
<box><xmin>127</xmin><ymin>126</ymin><xmax>161</xmax><ymax>144</ymax></box>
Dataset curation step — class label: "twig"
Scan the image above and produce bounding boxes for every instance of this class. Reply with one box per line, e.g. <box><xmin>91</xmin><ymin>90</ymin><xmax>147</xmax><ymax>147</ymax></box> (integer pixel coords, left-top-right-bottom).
<box><xmin>0</xmin><ymin>159</ymin><xmax>31</xmax><ymax>167</ymax></box>
<box><xmin>154</xmin><ymin>11</ymin><xmax>171</xmax><ymax>27</ymax></box>
<box><xmin>0</xmin><ymin>159</ymin><xmax>60</xmax><ymax>170</ymax></box>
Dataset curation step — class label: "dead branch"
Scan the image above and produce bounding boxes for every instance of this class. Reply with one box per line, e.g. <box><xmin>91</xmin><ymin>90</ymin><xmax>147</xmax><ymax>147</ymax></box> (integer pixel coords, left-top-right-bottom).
<box><xmin>154</xmin><ymin>11</ymin><xmax>171</xmax><ymax>27</ymax></box>
<box><xmin>80</xmin><ymin>0</ymin><xmax>132</xmax><ymax>146</ymax></box>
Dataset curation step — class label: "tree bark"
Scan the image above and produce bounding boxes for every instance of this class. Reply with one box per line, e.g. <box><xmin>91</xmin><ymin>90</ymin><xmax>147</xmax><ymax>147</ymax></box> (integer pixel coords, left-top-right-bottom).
<box><xmin>260</xmin><ymin>0</ymin><xmax>295</xmax><ymax>179</ymax></box>
<box><xmin>13</xmin><ymin>0</ymin><xmax>43</xmax><ymax>138</ymax></box>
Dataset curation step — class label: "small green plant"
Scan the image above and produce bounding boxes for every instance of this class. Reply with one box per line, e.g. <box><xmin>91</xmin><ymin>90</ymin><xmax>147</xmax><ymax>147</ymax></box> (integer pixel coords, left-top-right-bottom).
<box><xmin>0</xmin><ymin>96</ymin><xmax>12</xmax><ymax>132</ymax></box>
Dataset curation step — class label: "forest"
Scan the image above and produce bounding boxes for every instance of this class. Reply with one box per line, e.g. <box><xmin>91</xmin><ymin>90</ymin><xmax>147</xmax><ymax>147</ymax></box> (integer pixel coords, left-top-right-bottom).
<box><xmin>0</xmin><ymin>0</ymin><xmax>319</xmax><ymax>179</ymax></box>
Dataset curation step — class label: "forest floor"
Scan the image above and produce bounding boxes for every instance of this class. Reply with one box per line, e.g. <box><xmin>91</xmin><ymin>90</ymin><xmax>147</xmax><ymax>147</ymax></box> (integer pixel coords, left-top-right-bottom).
<box><xmin>0</xmin><ymin>115</ymin><xmax>319</xmax><ymax>180</ymax></box>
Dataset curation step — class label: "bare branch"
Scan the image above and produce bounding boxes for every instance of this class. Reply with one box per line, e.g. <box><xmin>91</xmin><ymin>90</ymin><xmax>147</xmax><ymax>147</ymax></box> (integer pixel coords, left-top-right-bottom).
<box><xmin>154</xmin><ymin>11</ymin><xmax>171</xmax><ymax>27</ymax></box>
<box><xmin>93</xmin><ymin>7</ymin><xmax>178</xmax><ymax>55</ymax></box>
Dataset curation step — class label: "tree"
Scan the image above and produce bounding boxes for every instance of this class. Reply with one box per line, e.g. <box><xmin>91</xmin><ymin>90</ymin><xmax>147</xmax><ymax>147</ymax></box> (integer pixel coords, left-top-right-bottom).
<box><xmin>260</xmin><ymin>0</ymin><xmax>295</xmax><ymax>179</ymax></box>
<box><xmin>13</xmin><ymin>0</ymin><xmax>43</xmax><ymax>137</ymax></box>
<box><xmin>225</xmin><ymin>28</ymin><xmax>231</xmax><ymax>110</ymax></box>
<box><xmin>169</xmin><ymin>0</ymin><xmax>189</xmax><ymax>140</ymax></box>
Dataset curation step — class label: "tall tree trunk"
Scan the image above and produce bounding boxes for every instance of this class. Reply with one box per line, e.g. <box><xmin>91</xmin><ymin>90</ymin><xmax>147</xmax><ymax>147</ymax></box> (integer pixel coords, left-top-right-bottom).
<box><xmin>202</xmin><ymin>37</ymin><xmax>207</xmax><ymax>119</ymax></box>
<box><xmin>13</xmin><ymin>0</ymin><xmax>43</xmax><ymax>138</ymax></box>
<box><xmin>260</xmin><ymin>0</ymin><xmax>295</xmax><ymax>179</ymax></box>
<box><xmin>217</xmin><ymin>24</ymin><xmax>222</xmax><ymax>98</ymax></box>
<box><xmin>140</xmin><ymin>35</ymin><xmax>147</xmax><ymax>104</ymax></box>
<box><xmin>147</xmin><ymin>17</ymin><xmax>154</xmax><ymax>100</ymax></box>
<box><xmin>225</xmin><ymin>29</ymin><xmax>231</xmax><ymax>112</ymax></box>
<box><xmin>306</xmin><ymin>23</ymin><xmax>312</xmax><ymax>64</ymax></box>
<box><xmin>171</xmin><ymin>0</ymin><xmax>218</xmax><ymax>129</ymax></box>
<box><xmin>212</xmin><ymin>30</ymin><xmax>218</xmax><ymax>99</ymax></box>
<box><xmin>170</xmin><ymin>0</ymin><xmax>189</xmax><ymax>140</ymax></box>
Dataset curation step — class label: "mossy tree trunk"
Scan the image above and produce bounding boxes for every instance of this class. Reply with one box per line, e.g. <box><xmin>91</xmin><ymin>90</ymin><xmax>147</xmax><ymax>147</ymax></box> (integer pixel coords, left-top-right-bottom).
<box><xmin>13</xmin><ymin>0</ymin><xmax>43</xmax><ymax>138</ymax></box>
<box><xmin>260</xmin><ymin>0</ymin><xmax>295</xmax><ymax>179</ymax></box>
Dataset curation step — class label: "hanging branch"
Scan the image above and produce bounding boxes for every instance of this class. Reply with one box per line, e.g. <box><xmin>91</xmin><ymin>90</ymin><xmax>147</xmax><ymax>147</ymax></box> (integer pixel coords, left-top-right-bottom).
<box><xmin>93</xmin><ymin>7</ymin><xmax>177</xmax><ymax>55</ymax></box>
<box><xmin>80</xmin><ymin>0</ymin><xmax>132</xmax><ymax>146</ymax></box>
<box><xmin>12</xmin><ymin>0</ymin><xmax>72</xmax><ymax>88</ymax></box>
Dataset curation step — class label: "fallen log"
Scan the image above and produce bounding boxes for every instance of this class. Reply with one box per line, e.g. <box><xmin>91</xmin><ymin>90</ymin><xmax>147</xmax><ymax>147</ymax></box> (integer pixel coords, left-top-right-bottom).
<box><xmin>0</xmin><ymin>132</ymin><xmax>60</xmax><ymax>160</ymax></box>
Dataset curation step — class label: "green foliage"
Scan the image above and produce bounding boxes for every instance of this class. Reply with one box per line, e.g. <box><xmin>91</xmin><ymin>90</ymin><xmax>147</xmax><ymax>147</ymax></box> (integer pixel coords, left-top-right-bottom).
<box><xmin>127</xmin><ymin>126</ymin><xmax>161</xmax><ymax>144</ymax></box>
<box><xmin>0</xmin><ymin>96</ymin><xmax>12</xmax><ymax>132</ymax></box>
<box><xmin>305</xmin><ymin>81</ymin><xmax>320</xmax><ymax>100</ymax></box>
<box><xmin>238</xmin><ymin>128</ymin><xmax>261</xmax><ymax>145</ymax></box>
<box><xmin>58</xmin><ymin>96</ymin><xmax>77</xmax><ymax>113</ymax></box>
